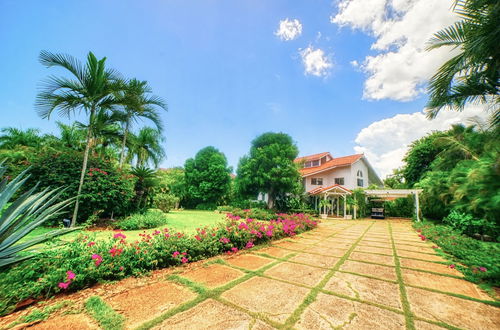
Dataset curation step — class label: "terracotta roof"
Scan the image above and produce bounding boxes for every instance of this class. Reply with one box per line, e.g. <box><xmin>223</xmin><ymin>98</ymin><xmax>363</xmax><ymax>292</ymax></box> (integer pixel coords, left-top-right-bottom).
<box><xmin>308</xmin><ymin>184</ymin><xmax>352</xmax><ymax>195</ymax></box>
<box><xmin>294</xmin><ymin>152</ymin><xmax>331</xmax><ymax>163</ymax></box>
<box><xmin>298</xmin><ymin>154</ymin><xmax>364</xmax><ymax>176</ymax></box>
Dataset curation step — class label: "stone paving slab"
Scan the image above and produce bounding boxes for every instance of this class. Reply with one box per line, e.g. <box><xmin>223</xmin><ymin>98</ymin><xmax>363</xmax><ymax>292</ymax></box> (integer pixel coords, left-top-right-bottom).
<box><xmin>296</xmin><ymin>293</ymin><xmax>406</xmax><ymax>329</ymax></box>
<box><xmin>30</xmin><ymin>314</ymin><xmax>98</xmax><ymax>330</ymax></box>
<box><xmin>221</xmin><ymin>276</ymin><xmax>310</xmax><ymax>323</ymax></box>
<box><xmin>20</xmin><ymin>219</ymin><xmax>499</xmax><ymax>330</ymax></box>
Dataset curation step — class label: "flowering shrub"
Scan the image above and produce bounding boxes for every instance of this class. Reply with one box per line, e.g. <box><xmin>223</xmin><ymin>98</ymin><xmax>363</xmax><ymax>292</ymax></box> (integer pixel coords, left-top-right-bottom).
<box><xmin>217</xmin><ymin>207</ymin><xmax>276</xmax><ymax>221</ymax></box>
<box><xmin>413</xmin><ymin>221</ymin><xmax>499</xmax><ymax>287</ymax></box>
<box><xmin>0</xmin><ymin>213</ymin><xmax>318</xmax><ymax>315</ymax></box>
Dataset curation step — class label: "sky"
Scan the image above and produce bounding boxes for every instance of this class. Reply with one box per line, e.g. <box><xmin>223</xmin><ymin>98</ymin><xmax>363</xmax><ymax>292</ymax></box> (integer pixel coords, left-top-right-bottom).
<box><xmin>0</xmin><ymin>0</ymin><xmax>488</xmax><ymax>178</ymax></box>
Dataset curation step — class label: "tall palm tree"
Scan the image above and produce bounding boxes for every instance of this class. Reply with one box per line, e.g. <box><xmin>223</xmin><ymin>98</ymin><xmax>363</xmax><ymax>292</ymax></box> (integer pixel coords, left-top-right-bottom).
<box><xmin>426</xmin><ymin>0</ymin><xmax>500</xmax><ymax>125</ymax></box>
<box><xmin>118</xmin><ymin>79</ymin><xmax>166</xmax><ymax>168</ymax></box>
<box><xmin>76</xmin><ymin>109</ymin><xmax>123</xmax><ymax>158</ymax></box>
<box><xmin>36</xmin><ymin>50</ymin><xmax>123</xmax><ymax>227</ymax></box>
<box><xmin>127</xmin><ymin>127</ymin><xmax>165</xmax><ymax>167</ymax></box>
<box><xmin>0</xmin><ymin>128</ymin><xmax>43</xmax><ymax>149</ymax></box>
<box><xmin>55</xmin><ymin>121</ymin><xmax>86</xmax><ymax>151</ymax></box>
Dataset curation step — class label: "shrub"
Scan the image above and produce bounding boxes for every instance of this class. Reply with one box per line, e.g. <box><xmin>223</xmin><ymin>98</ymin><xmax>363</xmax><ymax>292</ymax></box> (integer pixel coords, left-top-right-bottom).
<box><xmin>153</xmin><ymin>193</ymin><xmax>179</xmax><ymax>212</ymax></box>
<box><xmin>195</xmin><ymin>202</ymin><xmax>218</xmax><ymax>211</ymax></box>
<box><xmin>413</xmin><ymin>221</ymin><xmax>500</xmax><ymax>287</ymax></box>
<box><xmin>443</xmin><ymin>210</ymin><xmax>498</xmax><ymax>238</ymax></box>
<box><xmin>217</xmin><ymin>206</ymin><xmax>276</xmax><ymax>220</ymax></box>
<box><xmin>22</xmin><ymin>150</ymin><xmax>136</xmax><ymax>224</ymax></box>
<box><xmin>114</xmin><ymin>209</ymin><xmax>168</xmax><ymax>230</ymax></box>
<box><xmin>0</xmin><ymin>213</ymin><xmax>318</xmax><ymax>315</ymax></box>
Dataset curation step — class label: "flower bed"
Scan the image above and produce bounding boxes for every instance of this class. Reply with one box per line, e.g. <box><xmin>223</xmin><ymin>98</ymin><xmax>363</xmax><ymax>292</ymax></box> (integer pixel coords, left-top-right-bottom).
<box><xmin>0</xmin><ymin>213</ymin><xmax>318</xmax><ymax>315</ymax></box>
<box><xmin>413</xmin><ymin>221</ymin><xmax>500</xmax><ymax>287</ymax></box>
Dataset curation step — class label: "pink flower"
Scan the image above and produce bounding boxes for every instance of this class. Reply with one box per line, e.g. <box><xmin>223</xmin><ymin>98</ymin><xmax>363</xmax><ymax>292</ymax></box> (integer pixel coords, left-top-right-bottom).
<box><xmin>231</xmin><ymin>247</ymin><xmax>239</xmax><ymax>253</ymax></box>
<box><xmin>449</xmin><ymin>264</ymin><xmax>455</xmax><ymax>269</ymax></box>
<box><xmin>479</xmin><ymin>267</ymin><xmax>487</xmax><ymax>272</ymax></box>
<box><xmin>265</xmin><ymin>230</ymin><xmax>273</xmax><ymax>237</ymax></box>
<box><xmin>172</xmin><ymin>251</ymin><xmax>180</xmax><ymax>257</ymax></box>
<box><xmin>92</xmin><ymin>254</ymin><xmax>103</xmax><ymax>266</ymax></box>
<box><xmin>113</xmin><ymin>233</ymin><xmax>127</xmax><ymax>240</ymax></box>
<box><xmin>109</xmin><ymin>247</ymin><xmax>123</xmax><ymax>257</ymax></box>
<box><xmin>245</xmin><ymin>241</ymin><xmax>254</xmax><ymax>249</ymax></box>
<box><xmin>119</xmin><ymin>266</ymin><xmax>124</xmax><ymax>271</ymax></box>
<box><xmin>195</xmin><ymin>235</ymin><xmax>201</xmax><ymax>241</ymax></box>
<box><xmin>165</xmin><ymin>233</ymin><xmax>171</xmax><ymax>238</ymax></box>
<box><xmin>432</xmin><ymin>246</ymin><xmax>438</xmax><ymax>249</ymax></box>
<box><xmin>66</xmin><ymin>271</ymin><xmax>76</xmax><ymax>280</ymax></box>
<box><xmin>181</xmin><ymin>257</ymin><xmax>188</xmax><ymax>264</ymax></box>
<box><xmin>58</xmin><ymin>281</ymin><xmax>70</xmax><ymax>290</ymax></box>
<box><xmin>219</xmin><ymin>237</ymin><xmax>230</xmax><ymax>244</ymax></box>
<box><xmin>238</xmin><ymin>222</ymin><xmax>249</xmax><ymax>230</ymax></box>
<box><xmin>87</xmin><ymin>241</ymin><xmax>95</xmax><ymax>247</ymax></box>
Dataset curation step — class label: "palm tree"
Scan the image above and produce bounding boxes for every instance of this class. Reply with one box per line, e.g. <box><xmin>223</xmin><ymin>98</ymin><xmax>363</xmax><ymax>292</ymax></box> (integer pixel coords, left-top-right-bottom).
<box><xmin>0</xmin><ymin>128</ymin><xmax>43</xmax><ymax>149</ymax></box>
<box><xmin>36</xmin><ymin>50</ymin><xmax>123</xmax><ymax>227</ymax></box>
<box><xmin>426</xmin><ymin>0</ymin><xmax>500</xmax><ymax>125</ymax></box>
<box><xmin>76</xmin><ymin>109</ymin><xmax>123</xmax><ymax>158</ymax></box>
<box><xmin>118</xmin><ymin>79</ymin><xmax>166</xmax><ymax>168</ymax></box>
<box><xmin>55</xmin><ymin>121</ymin><xmax>86</xmax><ymax>151</ymax></box>
<box><xmin>127</xmin><ymin>127</ymin><xmax>165</xmax><ymax>167</ymax></box>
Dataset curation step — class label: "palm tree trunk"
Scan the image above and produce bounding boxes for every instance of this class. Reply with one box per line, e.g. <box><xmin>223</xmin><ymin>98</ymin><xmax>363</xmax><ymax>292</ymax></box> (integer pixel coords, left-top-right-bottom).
<box><xmin>71</xmin><ymin>108</ymin><xmax>94</xmax><ymax>227</ymax></box>
<box><xmin>119</xmin><ymin>120</ymin><xmax>129</xmax><ymax>169</ymax></box>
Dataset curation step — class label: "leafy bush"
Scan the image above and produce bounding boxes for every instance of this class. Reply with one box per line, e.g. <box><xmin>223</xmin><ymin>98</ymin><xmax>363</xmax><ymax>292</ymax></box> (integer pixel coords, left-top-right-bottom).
<box><xmin>195</xmin><ymin>202</ymin><xmax>218</xmax><ymax>211</ymax></box>
<box><xmin>384</xmin><ymin>196</ymin><xmax>415</xmax><ymax>217</ymax></box>
<box><xmin>22</xmin><ymin>150</ymin><xmax>136</xmax><ymax>224</ymax></box>
<box><xmin>153</xmin><ymin>193</ymin><xmax>179</xmax><ymax>212</ymax></box>
<box><xmin>228</xmin><ymin>199</ymin><xmax>268</xmax><ymax>210</ymax></box>
<box><xmin>443</xmin><ymin>210</ymin><xmax>498</xmax><ymax>238</ymax></box>
<box><xmin>114</xmin><ymin>209</ymin><xmax>168</xmax><ymax>230</ymax></box>
<box><xmin>413</xmin><ymin>221</ymin><xmax>500</xmax><ymax>287</ymax></box>
<box><xmin>0</xmin><ymin>213</ymin><xmax>318</xmax><ymax>315</ymax></box>
<box><xmin>217</xmin><ymin>206</ymin><xmax>276</xmax><ymax>220</ymax></box>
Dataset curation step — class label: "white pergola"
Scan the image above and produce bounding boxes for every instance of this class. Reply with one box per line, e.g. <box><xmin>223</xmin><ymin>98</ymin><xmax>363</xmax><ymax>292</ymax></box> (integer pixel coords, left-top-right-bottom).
<box><xmin>310</xmin><ymin>185</ymin><xmax>353</xmax><ymax>219</ymax></box>
<box><xmin>364</xmin><ymin>189</ymin><xmax>423</xmax><ymax>221</ymax></box>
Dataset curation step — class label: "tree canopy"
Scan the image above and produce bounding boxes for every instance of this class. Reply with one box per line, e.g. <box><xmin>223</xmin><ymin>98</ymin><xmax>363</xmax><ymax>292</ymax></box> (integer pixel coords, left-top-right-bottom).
<box><xmin>236</xmin><ymin>132</ymin><xmax>300</xmax><ymax>208</ymax></box>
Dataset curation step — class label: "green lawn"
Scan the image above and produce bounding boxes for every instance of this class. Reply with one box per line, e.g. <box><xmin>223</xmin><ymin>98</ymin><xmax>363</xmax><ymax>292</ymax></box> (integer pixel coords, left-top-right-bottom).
<box><xmin>23</xmin><ymin>210</ymin><xmax>226</xmax><ymax>244</ymax></box>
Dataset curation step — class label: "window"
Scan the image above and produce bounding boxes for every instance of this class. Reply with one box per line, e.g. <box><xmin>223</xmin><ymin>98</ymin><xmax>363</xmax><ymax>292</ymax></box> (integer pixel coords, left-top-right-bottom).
<box><xmin>334</xmin><ymin>177</ymin><xmax>344</xmax><ymax>185</ymax></box>
<box><xmin>357</xmin><ymin>178</ymin><xmax>364</xmax><ymax>187</ymax></box>
<box><xmin>311</xmin><ymin>178</ymin><xmax>323</xmax><ymax>185</ymax></box>
<box><xmin>304</xmin><ymin>160</ymin><xmax>320</xmax><ymax>168</ymax></box>
<box><xmin>311</xmin><ymin>160</ymin><xmax>320</xmax><ymax>167</ymax></box>
<box><xmin>357</xmin><ymin>170</ymin><xmax>363</xmax><ymax>177</ymax></box>
<box><xmin>304</xmin><ymin>161</ymin><xmax>312</xmax><ymax>168</ymax></box>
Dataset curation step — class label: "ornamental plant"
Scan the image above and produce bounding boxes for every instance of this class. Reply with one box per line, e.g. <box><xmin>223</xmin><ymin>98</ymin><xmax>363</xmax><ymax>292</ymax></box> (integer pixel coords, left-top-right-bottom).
<box><xmin>0</xmin><ymin>212</ymin><xmax>318</xmax><ymax>315</ymax></box>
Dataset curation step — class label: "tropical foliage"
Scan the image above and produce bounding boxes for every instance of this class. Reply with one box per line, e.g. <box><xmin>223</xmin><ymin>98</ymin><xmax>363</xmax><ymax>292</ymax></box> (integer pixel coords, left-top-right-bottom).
<box><xmin>0</xmin><ymin>163</ymin><xmax>76</xmax><ymax>268</ymax></box>
<box><xmin>426</xmin><ymin>0</ymin><xmax>500</xmax><ymax>126</ymax></box>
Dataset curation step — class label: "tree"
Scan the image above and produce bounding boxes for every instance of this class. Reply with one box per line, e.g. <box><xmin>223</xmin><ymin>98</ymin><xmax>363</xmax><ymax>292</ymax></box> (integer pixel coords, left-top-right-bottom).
<box><xmin>76</xmin><ymin>109</ymin><xmax>123</xmax><ymax>158</ymax></box>
<box><xmin>54</xmin><ymin>122</ymin><xmax>86</xmax><ymax>151</ymax></box>
<box><xmin>184</xmin><ymin>146</ymin><xmax>231</xmax><ymax>208</ymax></box>
<box><xmin>402</xmin><ymin>131</ymin><xmax>446</xmax><ymax>186</ymax></box>
<box><xmin>118</xmin><ymin>79</ymin><xmax>167</xmax><ymax>168</ymax></box>
<box><xmin>36</xmin><ymin>51</ymin><xmax>123</xmax><ymax>227</ymax></box>
<box><xmin>426</xmin><ymin>0</ymin><xmax>500</xmax><ymax>125</ymax></box>
<box><xmin>236</xmin><ymin>132</ymin><xmax>300</xmax><ymax>208</ymax></box>
<box><xmin>0</xmin><ymin>128</ymin><xmax>44</xmax><ymax>149</ymax></box>
<box><xmin>127</xmin><ymin>127</ymin><xmax>165</xmax><ymax>167</ymax></box>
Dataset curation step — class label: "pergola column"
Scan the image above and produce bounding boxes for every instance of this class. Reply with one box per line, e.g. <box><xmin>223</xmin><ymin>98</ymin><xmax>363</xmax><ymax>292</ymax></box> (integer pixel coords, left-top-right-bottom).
<box><xmin>343</xmin><ymin>195</ymin><xmax>347</xmax><ymax>219</ymax></box>
<box><xmin>415</xmin><ymin>191</ymin><xmax>420</xmax><ymax>222</ymax></box>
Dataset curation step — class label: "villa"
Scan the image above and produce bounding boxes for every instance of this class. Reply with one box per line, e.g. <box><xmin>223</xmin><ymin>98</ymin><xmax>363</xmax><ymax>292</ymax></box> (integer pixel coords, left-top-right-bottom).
<box><xmin>295</xmin><ymin>152</ymin><xmax>383</xmax><ymax>217</ymax></box>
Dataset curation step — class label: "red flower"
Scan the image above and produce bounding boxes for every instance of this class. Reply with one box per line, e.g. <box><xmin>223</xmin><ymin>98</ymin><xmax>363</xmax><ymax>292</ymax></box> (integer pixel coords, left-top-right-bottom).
<box><xmin>113</xmin><ymin>233</ymin><xmax>127</xmax><ymax>240</ymax></box>
<box><xmin>181</xmin><ymin>257</ymin><xmax>188</xmax><ymax>264</ymax></box>
<box><xmin>92</xmin><ymin>254</ymin><xmax>103</xmax><ymax>266</ymax></box>
<box><xmin>449</xmin><ymin>264</ymin><xmax>455</xmax><ymax>269</ymax></box>
<box><xmin>87</xmin><ymin>241</ymin><xmax>95</xmax><ymax>247</ymax></box>
<box><xmin>109</xmin><ymin>247</ymin><xmax>123</xmax><ymax>257</ymax></box>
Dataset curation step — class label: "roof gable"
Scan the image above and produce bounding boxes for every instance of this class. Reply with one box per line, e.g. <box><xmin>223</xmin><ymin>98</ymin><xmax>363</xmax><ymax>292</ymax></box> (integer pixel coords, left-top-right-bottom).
<box><xmin>298</xmin><ymin>154</ymin><xmax>364</xmax><ymax>176</ymax></box>
<box><xmin>294</xmin><ymin>152</ymin><xmax>331</xmax><ymax>164</ymax></box>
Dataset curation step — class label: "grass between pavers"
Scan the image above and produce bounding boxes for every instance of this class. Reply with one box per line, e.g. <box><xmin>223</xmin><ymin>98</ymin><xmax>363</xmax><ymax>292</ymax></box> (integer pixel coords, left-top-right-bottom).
<box><xmin>281</xmin><ymin>222</ymin><xmax>375</xmax><ymax>328</ymax></box>
<box><xmin>5</xmin><ymin>301</ymin><xmax>72</xmax><ymax>329</ymax></box>
<box><xmin>389</xmin><ymin>222</ymin><xmax>416</xmax><ymax>330</ymax></box>
<box><xmin>84</xmin><ymin>296</ymin><xmax>125</xmax><ymax>330</ymax></box>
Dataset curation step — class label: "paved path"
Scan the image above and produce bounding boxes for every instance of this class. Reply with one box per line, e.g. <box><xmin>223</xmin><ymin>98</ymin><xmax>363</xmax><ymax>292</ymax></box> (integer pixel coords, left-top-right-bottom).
<box><xmin>5</xmin><ymin>219</ymin><xmax>500</xmax><ymax>329</ymax></box>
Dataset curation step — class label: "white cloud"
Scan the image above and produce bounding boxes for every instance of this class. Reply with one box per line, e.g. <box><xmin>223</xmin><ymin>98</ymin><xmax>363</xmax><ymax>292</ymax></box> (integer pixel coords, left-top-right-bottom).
<box><xmin>275</xmin><ymin>18</ymin><xmax>303</xmax><ymax>41</ymax></box>
<box><xmin>299</xmin><ymin>46</ymin><xmax>332</xmax><ymax>77</ymax></box>
<box><xmin>354</xmin><ymin>105</ymin><xmax>489</xmax><ymax>178</ymax></box>
<box><xmin>331</xmin><ymin>0</ymin><xmax>458</xmax><ymax>101</ymax></box>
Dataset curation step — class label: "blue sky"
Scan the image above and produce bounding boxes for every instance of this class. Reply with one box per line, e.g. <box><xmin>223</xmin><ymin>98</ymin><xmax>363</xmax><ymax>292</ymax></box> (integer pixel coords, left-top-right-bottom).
<box><xmin>1</xmin><ymin>0</ymin><xmax>478</xmax><ymax>177</ymax></box>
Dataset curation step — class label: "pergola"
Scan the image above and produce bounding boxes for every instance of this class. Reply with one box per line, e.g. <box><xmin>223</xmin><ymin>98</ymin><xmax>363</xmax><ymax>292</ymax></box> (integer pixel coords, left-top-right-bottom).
<box><xmin>364</xmin><ymin>189</ymin><xmax>423</xmax><ymax>221</ymax></box>
<box><xmin>310</xmin><ymin>185</ymin><xmax>353</xmax><ymax>219</ymax></box>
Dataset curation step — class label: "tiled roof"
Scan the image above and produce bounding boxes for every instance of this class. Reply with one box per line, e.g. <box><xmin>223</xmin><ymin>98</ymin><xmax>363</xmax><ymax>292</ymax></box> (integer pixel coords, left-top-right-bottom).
<box><xmin>294</xmin><ymin>152</ymin><xmax>331</xmax><ymax>163</ymax></box>
<box><xmin>308</xmin><ymin>184</ymin><xmax>352</xmax><ymax>195</ymax></box>
<box><xmin>297</xmin><ymin>154</ymin><xmax>364</xmax><ymax>176</ymax></box>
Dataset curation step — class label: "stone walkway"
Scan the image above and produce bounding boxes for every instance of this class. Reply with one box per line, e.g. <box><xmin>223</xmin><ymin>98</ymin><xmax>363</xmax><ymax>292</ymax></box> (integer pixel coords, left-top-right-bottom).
<box><xmin>5</xmin><ymin>219</ymin><xmax>500</xmax><ymax>329</ymax></box>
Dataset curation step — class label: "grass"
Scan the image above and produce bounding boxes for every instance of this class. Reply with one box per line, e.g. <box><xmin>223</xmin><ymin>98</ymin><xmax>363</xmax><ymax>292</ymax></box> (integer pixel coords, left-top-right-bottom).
<box><xmin>22</xmin><ymin>210</ymin><xmax>226</xmax><ymax>247</ymax></box>
<box><xmin>85</xmin><ymin>296</ymin><xmax>124</xmax><ymax>330</ymax></box>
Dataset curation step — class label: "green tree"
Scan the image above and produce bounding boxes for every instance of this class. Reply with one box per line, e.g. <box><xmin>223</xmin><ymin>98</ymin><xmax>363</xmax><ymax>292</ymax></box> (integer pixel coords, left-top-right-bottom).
<box><xmin>184</xmin><ymin>146</ymin><xmax>231</xmax><ymax>208</ymax></box>
<box><xmin>36</xmin><ymin>51</ymin><xmax>123</xmax><ymax>227</ymax></box>
<box><xmin>236</xmin><ymin>132</ymin><xmax>300</xmax><ymax>208</ymax></box>
<box><xmin>118</xmin><ymin>79</ymin><xmax>167</xmax><ymax>168</ymax></box>
<box><xmin>0</xmin><ymin>128</ymin><xmax>44</xmax><ymax>149</ymax></box>
<box><xmin>402</xmin><ymin>131</ymin><xmax>446</xmax><ymax>186</ymax></box>
<box><xmin>54</xmin><ymin>122</ymin><xmax>86</xmax><ymax>151</ymax></box>
<box><xmin>426</xmin><ymin>0</ymin><xmax>500</xmax><ymax>125</ymax></box>
<box><xmin>127</xmin><ymin>127</ymin><xmax>165</xmax><ymax>167</ymax></box>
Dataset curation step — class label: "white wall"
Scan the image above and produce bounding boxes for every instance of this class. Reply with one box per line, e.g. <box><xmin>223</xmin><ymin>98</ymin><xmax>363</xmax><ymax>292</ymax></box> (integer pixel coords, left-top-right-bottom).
<box><xmin>305</xmin><ymin>166</ymin><xmax>353</xmax><ymax>191</ymax></box>
<box><xmin>350</xmin><ymin>159</ymin><xmax>369</xmax><ymax>189</ymax></box>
